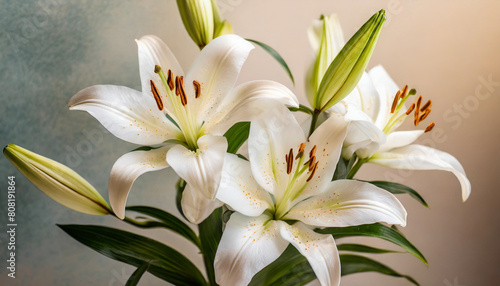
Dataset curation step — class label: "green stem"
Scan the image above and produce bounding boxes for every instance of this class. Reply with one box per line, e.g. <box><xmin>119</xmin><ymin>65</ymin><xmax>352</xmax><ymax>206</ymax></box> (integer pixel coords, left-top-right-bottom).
<box><xmin>308</xmin><ymin>109</ymin><xmax>321</xmax><ymax>138</ymax></box>
<box><xmin>346</xmin><ymin>158</ymin><xmax>367</xmax><ymax>179</ymax></box>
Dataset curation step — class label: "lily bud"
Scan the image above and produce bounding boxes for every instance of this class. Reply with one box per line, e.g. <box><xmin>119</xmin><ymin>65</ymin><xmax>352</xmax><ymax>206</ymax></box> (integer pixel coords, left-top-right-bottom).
<box><xmin>177</xmin><ymin>0</ymin><xmax>230</xmax><ymax>49</ymax></box>
<box><xmin>3</xmin><ymin>144</ymin><xmax>111</xmax><ymax>215</ymax></box>
<box><xmin>315</xmin><ymin>10</ymin><xmax>386</xmax><ymax>111</ymax></box>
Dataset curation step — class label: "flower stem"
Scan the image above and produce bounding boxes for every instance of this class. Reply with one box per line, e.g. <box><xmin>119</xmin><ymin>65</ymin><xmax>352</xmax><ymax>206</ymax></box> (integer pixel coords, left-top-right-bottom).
<box><xmin>346</xmin><ymin>158</ymin><xmax>367</xmax><ymax>179</ymax></box>
<box><xmin>308</xmin><ymin>109</ymin><xmax>321</xmax><ymax>138</ymax></box>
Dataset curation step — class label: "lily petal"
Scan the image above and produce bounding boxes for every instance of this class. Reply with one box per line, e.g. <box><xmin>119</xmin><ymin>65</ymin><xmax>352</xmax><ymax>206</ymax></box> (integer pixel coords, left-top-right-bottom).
<box><xmin>285</xmin><ymin>180</ymin><xmax>407</xmax><ymax>227</ymax></box>
<box><xmin>368</xmin><ymin>65</ymin><xmax>402</xmax><ymax>130</ymax></box>
<box><xmin>214</xmin><ymin>213</ymin><xmax>288</xmax><ymax>286</ymax></box>
<box><xmin>281</xmin><ymin>222</ymin><xmax>341</xmax><ymax>286</ymax></box>
<box><xmin>137</xmin><ymin>35</ymin><xmax>184</xmax><ymax>113</ymax></box>
<box><xmin>370</xmin><ymin>144</ymin><xmax>471</xmax><ymax>201</ymax></box>
<box><xmin>69</xmin><ymin>85</ymin><xmax>180</xmax><ymax>145</ymax></box>
<box><xmin>181</xmin><ymin>184</ymin><xmax>223</xmax><ymax>224</ymax></box>
<box><xmin>248</xmin><ymin>103</ymin><xmax>305</xmax><ymax>196</ymax></box>
<box><xmin>217</xmin><ymin>153</ymin><xmax>273</xmax><ymax>217</ymax></box>
<box><xmin>166</xmin><ymin>135</ymin><xmax>228</xmax><ymax>223</ymax></box>
<box><xmin>109</xmin><ymin>145</ymin><xmax>172</xmax><ymax>219</ymax></box>
<box><xmin>184</xmin><ymin>34</ymin><xmax>254</xmax><ymax>123</ymax></box>
<box><xmin>203</xmin><ymin>81</ymin><xmax>299</xmax><ymax>135</ymax></box>
<box><xmin>378</xmin><ymin>130</ymin><xmax>424</xmax><ymax>153</ymax></box>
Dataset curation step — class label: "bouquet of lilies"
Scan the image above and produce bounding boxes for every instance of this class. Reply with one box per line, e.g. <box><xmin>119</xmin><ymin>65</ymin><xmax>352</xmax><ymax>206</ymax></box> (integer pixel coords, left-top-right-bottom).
<box><xmin>4</xmin><ymin>1</ymin><xmax>470</xmax><ymax>285</ymax></box>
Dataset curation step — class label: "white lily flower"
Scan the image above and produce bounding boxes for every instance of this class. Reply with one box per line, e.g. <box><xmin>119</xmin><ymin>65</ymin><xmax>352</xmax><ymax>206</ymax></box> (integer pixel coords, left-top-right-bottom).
<box><xmin>69</xmin><ymin>34</ymin><xmax>298</xmax><ymax>222</ymax></box>
<box><xmin>214</xmin><ymin>103</ymin><xmax>406</xmax><ymax>286</ymax></box>
<box><xmin>331</xmin><ymin>65</ymin><xmax>471</xmax><ymax>201</ymax></box>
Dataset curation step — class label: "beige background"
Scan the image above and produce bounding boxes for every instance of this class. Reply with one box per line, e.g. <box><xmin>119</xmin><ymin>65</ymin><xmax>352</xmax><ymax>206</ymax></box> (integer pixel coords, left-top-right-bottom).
<box><xmin>1</xmin><ymin>0</ymin><xmax>499</xmax><ymax>285</ymax></box>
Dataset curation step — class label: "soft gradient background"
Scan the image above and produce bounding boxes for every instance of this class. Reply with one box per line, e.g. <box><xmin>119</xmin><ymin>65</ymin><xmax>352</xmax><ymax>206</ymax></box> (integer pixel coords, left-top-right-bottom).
<box><xmin>1</xmin><ymin>0</ymin><xmax>499</xmax><ymax>285</ymax></box>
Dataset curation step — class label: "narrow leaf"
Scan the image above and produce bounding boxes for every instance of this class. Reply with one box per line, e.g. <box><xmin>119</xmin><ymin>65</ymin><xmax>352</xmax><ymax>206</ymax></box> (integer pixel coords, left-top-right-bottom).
<box><xmin>125</xmin><ymin>262</ymin><xmax>150</xmax><ymax>286</ymax></box>
<box><xmin>316</xmin><ymin>223</ymin><xmax>427</xmax><ymax>265</ymax></box>
<box><xmin>176</xmin><ymin>178</ymin><xmax>188</xmax><ymax>221</ymax></box>
<box><xmin>224</xmin><ymin>121</ymin><xmax>250</xmax><ymax>154</ymax></box>
<box><xmin>366</xmin><ymin>181</ymin><xmax>429</xmax><ymax>208</ymax></box>
<box><xmin>337</xmin><ymin>243</ymin><xmax>401</xmax><ymax>254</ymax></box>
<box><xmin>125</xmin><ymin>206</ymin><xmax>200</xmax><ymax>247</ymax></box>
<box><xmin>58</xmin><ymin>224</ymin><xmax>206</xmax><ymax>286</ymax></box>
<box><xmin>340</xmin><ymin>254</ymin><xmax>419</xmax><ymax>285</ymax></box>
<box><xmin>246</xmin><ymin>39</ymin><xmax>295</xmax><ymax>85</ymax></box>
<box><xmin>198</xmin><ymin>207</ymin><xmax>223</xmax><ymax>286</ymax></box>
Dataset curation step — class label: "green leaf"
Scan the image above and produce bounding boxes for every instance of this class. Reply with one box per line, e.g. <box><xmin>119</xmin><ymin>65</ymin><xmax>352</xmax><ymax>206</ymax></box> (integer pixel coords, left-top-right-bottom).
<box><xmin>58</xmin><ymin>224</ymin><xmax>206</xmax><ymax>286</ymax></box>
<box><xmin>340</xmin><ymin>254</ymin><xmax>419</xmax><ymax>285</ymax></box>
<box><xmin>366</xmin><ymin>181</ymin><xmax>429</xmax><ymax>208</ymax></box>
<box><xmin>125</xmin><ymin>206</ymin><xmax>200</xmax><ymax>248</ymax></box>
<box><xmin>126</xmin><ymin>262</ymin><xmax>150</xmax><ymax>286</ymax></box>
<box><xmin>175</xmin><ymin>178</ymin><xmax>188</xmax><ymax>221</ymax></box>
<box><xmin>316</xmin><ymin>223</ymin><xmax>427</xmax><ymax>265</ymax></box>
<box><xmin>337</xmin><ymin>243</ymin><xmax>401</xmax><ymax>254</ymax></box>
<box><xmin>249</xmin><ymin>245</ymin><xmax>316</xmax><ymax>286</ymax></box>
<box><xmin>288</xmin><ymin>104</ymin><xmax>314</xmax><ymax>115</ymax></box>
<box><xmin>198</xmin><ymin>207</ymin><xmax>224</xmax><ymax>286</ymax></box>
<box><xmin>246</xmin><ymin>39</ymin><xmax>295</xmax><ymax>85</ymax></box>
<box><xmin>333</xmin><ymin>158</ymin><xmax>348</xmax><ymax>180</ymax></box>
<box><xmin>224</xmin><ymin>121</ymin><xmax>251</xmax><ymax>154</ymax></box>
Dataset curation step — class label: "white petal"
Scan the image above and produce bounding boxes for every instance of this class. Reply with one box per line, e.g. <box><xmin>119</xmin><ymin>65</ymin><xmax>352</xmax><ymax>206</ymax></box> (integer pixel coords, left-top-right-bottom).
<box><xmin>203</xmin><ymin>81</ymin><xmax>299</xmax><ymax>135</ymax></box>
<box><xmin>308</xmin><ymin>14</ymin><xmax>345</xmax><ymax>57</ymax></box>
<box><xmin>214</xmin><ymin>213</ymin><xmax>288</xmax><ymax>286</ymax></box>
<box><xmin>69</xmin><ymin>85</ymin><xmax>180</xmax><ymax>145</ymax></box>
<box><xmin>137</xmin><ymin>35</ymin><xmax>184</xmax><ymax>112</ymax></box>
<box><xmin>281</xmin><ymin>222</ymin><xmax>340</xmax><ymax>286</ymax></box>
<box><xmin>109</xmin><ymin>145</ymin><xmax>172</xmax><ymax>219</ymax></box>
<box><xmin>294</xmin><ymin>113</ymin><xmax>348</xmax><ymax>201</ymax></box>
<box><xmin>378</xmin><ymin>130</ymin><xmax>424</xmax><ymax>153</ymax></box>
<box><xmin>180</xmin><ymin>184</ymin><xmax>223</xmax><ymax>224</ymax></box>
<box><xmin>340</xmin><ymin>72</ymin><xmax>381</xmax><ymax>122</ymax></box>
<box><xmin>285</xmin><ymin>180</ymin><xmax>407</xmax><ymax>227</ymax></box>
<box><xmin>370</xmin><ymin>144</ymin><xmax>471</xmax><ymax>201</ymax></box>
<box><xmin>184</xmin><ymin>34</ymin><xmax>254</xmax><ymax>122</ymax></box>
<box><xmin>248</xmin><ymin>103</ymin><xmax>305</xmax><ymax>196</ymax></box>
<box><xmin>217</xmin><ymin>153</ymin><xmax>273</xmax><ymax>217</ymax></box>
<box><xmin>166</xmin><ymin>135</ymin><xmax>228</xmax><ymax>223</ymax></box>
<box><xmin>367</xmin><ymin>65</ymin><xmax>402</xmax><ymax>130</ymax></box>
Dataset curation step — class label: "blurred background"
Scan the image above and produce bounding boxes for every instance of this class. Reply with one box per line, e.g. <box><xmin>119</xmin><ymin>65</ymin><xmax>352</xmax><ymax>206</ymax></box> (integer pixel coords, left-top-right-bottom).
<box><xmin>1</xmin><ymin>0</ymin><xmax>499</xmax><ymax>285</ymax></box>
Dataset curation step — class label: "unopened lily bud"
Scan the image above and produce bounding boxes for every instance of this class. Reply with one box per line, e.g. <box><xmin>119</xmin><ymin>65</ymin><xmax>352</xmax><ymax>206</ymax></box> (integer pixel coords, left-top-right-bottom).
<box><xmin>3</xmin><ymin>144</ymin><xmax>111</xmax><ymax>215</ymax></box>
<box><xmin>177</xmin><ymin>0</ymin><xmax>230</xmax><ymax>49</ymax></box>
<box><xmin>315</xmin><ymin>10</ymin><xmax>386</xmax><ymax>111</ymax></box>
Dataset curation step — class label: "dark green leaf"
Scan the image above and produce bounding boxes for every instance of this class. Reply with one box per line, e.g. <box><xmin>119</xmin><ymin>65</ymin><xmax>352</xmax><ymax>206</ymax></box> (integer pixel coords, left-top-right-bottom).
<box><xmin>288</xmin><ymin>104</ymin><xmax>314</xmax><ymax>115</ymax></box>
<box><xmin>366</xmin><ymin>181</ymin><xmax>429</xmax><ymax>208</ymax></box>
<box><xmin>165</xmin><ymin>113</ymin><xmax>181</xmax><ymax>129</ymax></box>
<box><xmin>58</xmin><ymin>224</ymin><xmax>206</xmax><ymax>286</ymax></box>
<box><xmin>249</xmin><ymin>245</ymin><xmax>315</xmax><ymax>286</ymax></box>
<box><xmin>198</xmin><ymin>207</ymin><xmax>223</xmax><ymax>286</ymax></box>
<box><xmin>337</xmin><ymin>243</ymin><xmax>401</xmax><ymax>254</ymax></box>
<box><xmin>317</xmin><ymin>223</ymin><xmax>427</xmax><ymax>265</ymax></box>
<box><xmin>224</xmin><ymin>121</ymin><xmax>250</xmax><ymax>154</ymax></box>
<box><xmin>176</xmin><ymin>178</ymin><xmax>188</xmax><ymax>221</ymax></box>
<box><xmin>125</xmin><ymin>206</ymin><xmax>200</xmax><ymax>248</ymax></box>
<box><xmin>341</xmin><ymin>254</ymin><xmax>419</xmax><ymax>285</ymax></box>
<box><xmin>130</xmin><ymin>146</ymin><xmax>161</xmax><ymax>152</ymax></box>
<box><xmin>333</xmin><ymin>158</ymin><xmax>348</xmax><ymax>180</ymax></box>
<box><xmin>126</xmin><ymin>262</ymin><xmax>150</xmax><ymax>286</ymax></box>
<box><xmin>246</xmin><ymin>39</ymin><xmax>295</xmax><ymax>85</ymax></box>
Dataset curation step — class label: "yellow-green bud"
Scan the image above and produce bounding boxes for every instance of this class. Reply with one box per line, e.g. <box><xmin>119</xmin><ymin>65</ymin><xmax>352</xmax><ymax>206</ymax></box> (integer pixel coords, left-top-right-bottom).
<box><xmin>3</xmin><ymin>144</ymin><xmax>111</xmax><ymax>215</ymax></box>
<box><xmin>315</xmin><ymin>10</ymin><xmax>386</xmax><ymax>111</ymax></box>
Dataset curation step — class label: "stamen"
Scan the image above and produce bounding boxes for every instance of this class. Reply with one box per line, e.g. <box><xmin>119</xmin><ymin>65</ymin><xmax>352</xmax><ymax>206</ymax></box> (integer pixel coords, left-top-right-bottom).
<box><xmin>286</xmin><ymin>148</ymin><xmax>294</xmax><ymax>174</ymax></box>
<box><xmin>175</xmin><ymin>76</ymin><xmax>180</xmax><ymax>96</ymax></box>
<box><xmin>167</xmin><ymin>70</ymin><xmax>174</xmax><ymax>91</ymax></box>
<box><xmin>150</xmin><ymin>80</ymin><xmax>164</xmax><ymax>111</ymax></box>
<box><xmin>419</xmin><ymin>109</ymin><xmax>431</xmax><ymax>122</ymax></box>
<box><xmin>391</xmin><ymin>90</ymin><xmax>401</xmax><ymax>113</ymax></box>
<box><xmin>308</xmin><ymin>156</ymin><xmax>316</xmax><ymax>171</ymax></box>
<box><xmin>406</xmin><ymin>103</ymin><xmax>415</xmax><ymax>115</ymax></box>
<box><xmin>309</xmin><ymin>145</ymin><xmax>317</xmax><ymax>158</ymax></box>
<box><xmin>420</xmin><ymin>100</ymin><xmax>432</xmax><ymax>112</ymax></box>
<box><xmin>306</xmin><ymin>162</ymin><xmax>319</xmax><ymax>182</ymax></box>
<box><xmin>179</xmin><ymin>84</ymin><xmax>188</xmax><ymax>106</ymax></box>
<box><xmin>296</xmin><ymin>143</ymin><xmax>306</xmax><ymax>160</ymax></box>
<box><xmin>193</xmin><ymin>80</ymin><xmax>201</xmax><ymax>98</ymax></box>
<box><xmin>414</xmin><ymin>96</ymin><xmax>423</xmax><ymax>126</ymax></box>
<box><xmin>400</xmin><ymin>85</ymin><xmax>409</xmax><ymax>99</ymax></box>
<box><xmin>425</xmin><ymin>122</ymin><xmax>435</xmax><ymax>133</ymax></box>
